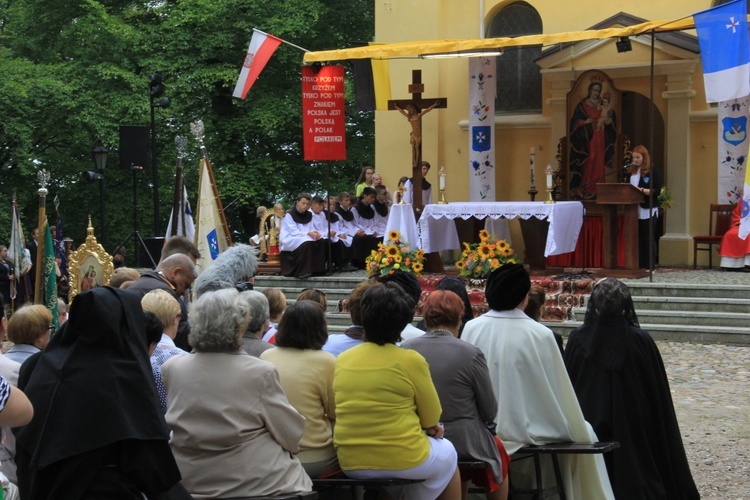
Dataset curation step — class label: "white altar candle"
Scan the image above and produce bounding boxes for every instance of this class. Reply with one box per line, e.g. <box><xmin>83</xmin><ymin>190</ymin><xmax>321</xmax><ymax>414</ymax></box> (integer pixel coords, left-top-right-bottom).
<box><xmin>439</xmin><ymin>166</ymin><xmax>446</xmax><ymax>190</ymax></box>
<box><xmin>546</xmin><ymin>164</ymin><xmax>553</xmax><ymax>189</ymax></box>
<box><xmin>530</xmin><ymin>147</ymin><xmax>536</xmax><ymax>186</ymax></box>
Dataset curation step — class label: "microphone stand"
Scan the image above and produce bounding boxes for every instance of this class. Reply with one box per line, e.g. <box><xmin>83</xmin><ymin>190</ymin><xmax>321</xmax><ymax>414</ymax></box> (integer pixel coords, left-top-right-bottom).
<box><xmin>554</xmin><ymin>165</ymin><xmax>633</xmax><ymax>281</ymax></box>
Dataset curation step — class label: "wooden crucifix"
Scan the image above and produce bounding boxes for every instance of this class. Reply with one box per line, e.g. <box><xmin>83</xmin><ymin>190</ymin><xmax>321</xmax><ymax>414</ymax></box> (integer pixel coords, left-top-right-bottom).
<box><xmin>388</xmin><ymin>69</ymin><xmax>447</xmax><ymax>214</ymax></box>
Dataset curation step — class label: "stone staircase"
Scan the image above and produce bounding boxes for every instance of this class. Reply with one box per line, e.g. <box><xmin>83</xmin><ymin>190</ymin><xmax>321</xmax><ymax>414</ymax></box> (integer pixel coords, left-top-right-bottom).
<box><xmin>253</xmin><ymin>275</ymin><xmax>750</xmax><ymax>345</ymax></box>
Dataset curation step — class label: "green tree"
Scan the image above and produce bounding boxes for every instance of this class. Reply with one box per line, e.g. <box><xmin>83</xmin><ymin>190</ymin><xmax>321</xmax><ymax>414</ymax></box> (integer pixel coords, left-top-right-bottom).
<box><xmin>0</xmin><ymin>0</ymin><xmax>374</xmax><ymax>255</ymax></box>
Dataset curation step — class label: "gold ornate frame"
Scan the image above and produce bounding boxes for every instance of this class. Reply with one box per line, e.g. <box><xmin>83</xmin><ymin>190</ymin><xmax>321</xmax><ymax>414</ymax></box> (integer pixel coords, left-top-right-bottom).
<box><xmin>68</xmin><ymin>217</ymin><xmax>114</xmax><ymax>301</ymax></box>
<box><xmin>258</xmin><ymin>206</ymin><xmax>283</xmax><ymax>263</ymax></box>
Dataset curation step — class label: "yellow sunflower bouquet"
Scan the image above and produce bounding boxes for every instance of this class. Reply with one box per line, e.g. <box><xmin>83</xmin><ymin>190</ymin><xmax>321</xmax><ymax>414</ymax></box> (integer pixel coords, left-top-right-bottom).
<box><xmin>365</xmin><ymin>230</ymin><xmax>425</xmax><ymax>277</ymax></box>
<box><xmin>456</xmin><ymin>229</ymin><xmax>517</xmax><ymax>279</ymax></box>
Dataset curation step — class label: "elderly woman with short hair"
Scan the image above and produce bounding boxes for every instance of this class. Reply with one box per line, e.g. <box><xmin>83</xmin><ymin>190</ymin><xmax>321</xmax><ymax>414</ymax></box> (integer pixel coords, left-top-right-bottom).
<box><xmin>6</xmin><ymin>305</ymin><xmax>53</xmax><ymax>365</ymax></box>
<box><xmin>261</xmin><ymin>301</ymin><xmax>338</xmax><ymax>478</ymax></box>
<box><xmin>162</xmin><ymin>288</ymin><xmax>312</xmax><ymax>499</ymax></box>
<box><xmin>403</xmin><ymin>290</ymin><xmax>510</xmax><ymax>500</ymax></box>
<box><xmin>240</xmin><ymin>290</ymin><xmax>273</xmax><ymax>357</ymax></box>
<box><xmin>334</xmin><ymin>283</ymin><xmax>461</xmax><ymax>500</ymax></box>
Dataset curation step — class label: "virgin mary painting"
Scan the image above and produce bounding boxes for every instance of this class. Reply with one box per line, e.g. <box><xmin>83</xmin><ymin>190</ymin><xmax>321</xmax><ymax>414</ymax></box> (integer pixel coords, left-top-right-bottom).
<box><xmin>568</xmin><ymin>72</ymin><xmax>619</xmax><ymax>199</ymax></box>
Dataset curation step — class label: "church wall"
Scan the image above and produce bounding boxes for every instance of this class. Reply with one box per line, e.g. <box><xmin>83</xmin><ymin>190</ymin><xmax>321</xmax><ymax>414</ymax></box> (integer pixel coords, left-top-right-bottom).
<box><xmin>375</xmin><ymin>0</ymin><xmax>721</xmax><ymax>266</ymax></box>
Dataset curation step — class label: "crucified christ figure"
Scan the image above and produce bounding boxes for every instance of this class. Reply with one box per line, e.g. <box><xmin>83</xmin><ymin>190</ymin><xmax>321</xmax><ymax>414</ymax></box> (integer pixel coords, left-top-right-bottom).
<box><xmin>394</xmin><ymin>101</ymin><xmax>439</xmax><ymax>167</ymax></box>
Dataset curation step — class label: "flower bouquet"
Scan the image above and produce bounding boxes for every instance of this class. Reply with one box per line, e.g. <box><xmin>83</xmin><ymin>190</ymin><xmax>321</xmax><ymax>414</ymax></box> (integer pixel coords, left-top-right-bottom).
<box><xmin>456</xmin><ymin>229</ymin><xmax>517</xmax><ymax>279</ymax></box>
<box><xmin>658</xmin><ymin>186</ymin><xmax>673</xmax><ymax>209</ymax></box>
<box><xmin>365</xmin><ymin>230</ymin><xmax>425</xmax><ymax>277</ymax></box>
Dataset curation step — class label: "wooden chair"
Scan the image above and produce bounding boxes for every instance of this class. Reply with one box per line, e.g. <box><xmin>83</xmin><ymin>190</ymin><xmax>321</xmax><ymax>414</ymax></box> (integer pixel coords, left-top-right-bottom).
<box><xmin>693</xmin><ymin>204</ymin><xmax>735</xmax><ymax>268</ymax></box>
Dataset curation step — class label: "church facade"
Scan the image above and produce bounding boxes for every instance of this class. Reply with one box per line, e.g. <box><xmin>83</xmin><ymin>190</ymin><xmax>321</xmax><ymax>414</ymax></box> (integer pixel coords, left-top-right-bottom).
<box><xmin>373</xmin><ymin>1</ymin><xmax>727</xmax><ymax>267</ymax></box>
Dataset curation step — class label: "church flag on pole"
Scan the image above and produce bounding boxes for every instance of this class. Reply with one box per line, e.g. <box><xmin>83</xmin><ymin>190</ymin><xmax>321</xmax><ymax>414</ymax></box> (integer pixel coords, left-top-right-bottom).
<box><xmin>9</xmin><ymin>200</ymin><xmax>29</xmax><ymax>279</ymax></box>
<box><xmin>232</xmin><ymin>29</ymin><xmax>283</xmax><ymax>99</ymax></box>
<box><xmin>694</xmin><ymin>0</ymin><xmax>750</xmax><ymax>103</ymax></box>
<box><xmin>41</xmin><ymin>220</ymin><xmax>59</xmax><ymax>329</ymax></box>
<box><xmin>193</xmin><ymin>156</ymin><xmax>231</xmax><ymax>275</ymax></box>
<box><xmin>165</xmin><ymin>149</ymin><xmax>196</xmax><ymax>243</ymax></box>
<box><xmin>165</xmin><ymin>185</ymin><xmax>196</xmax><ymax>243</ymax></box>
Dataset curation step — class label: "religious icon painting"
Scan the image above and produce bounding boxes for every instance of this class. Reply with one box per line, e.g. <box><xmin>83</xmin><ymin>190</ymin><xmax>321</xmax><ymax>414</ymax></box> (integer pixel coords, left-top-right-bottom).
<box><xmin>68</xmin><ymin>217</ymin><xmax>113</xmax><ymax>301</ymax></box>
<box><xmin>566</xmin><ymin>70</ymin><xmax>623</xmax><ymax>200</ymax></box>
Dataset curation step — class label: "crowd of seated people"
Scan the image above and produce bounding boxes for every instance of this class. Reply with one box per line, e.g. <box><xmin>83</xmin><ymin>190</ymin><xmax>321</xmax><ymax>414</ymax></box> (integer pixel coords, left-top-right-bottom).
<box><xmin>0</xmin><ymin>228</ymin><xmax>700</xmax><ymax>499</ymax></box>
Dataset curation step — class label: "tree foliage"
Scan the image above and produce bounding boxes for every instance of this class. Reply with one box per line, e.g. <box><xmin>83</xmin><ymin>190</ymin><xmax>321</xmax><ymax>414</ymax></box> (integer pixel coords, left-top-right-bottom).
<box><xmin>0</xmin><ymin>0</ymin><xmax>374</xmax><ymax>252</ymax></box>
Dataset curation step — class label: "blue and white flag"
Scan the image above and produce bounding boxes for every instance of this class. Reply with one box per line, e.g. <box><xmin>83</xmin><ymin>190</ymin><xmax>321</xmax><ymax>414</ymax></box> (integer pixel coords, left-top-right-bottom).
<box><xmin>695</xmin><ymin>0</ymin><xmax>750</xmax><ymax>103</ymax></box>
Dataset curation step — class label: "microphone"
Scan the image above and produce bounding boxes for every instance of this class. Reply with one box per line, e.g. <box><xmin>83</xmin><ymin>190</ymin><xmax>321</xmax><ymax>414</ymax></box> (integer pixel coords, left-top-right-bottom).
<box><xmin>623</xmin><ymin>162</ymin><xmax>637</xmax><ymax>169</ymax></box>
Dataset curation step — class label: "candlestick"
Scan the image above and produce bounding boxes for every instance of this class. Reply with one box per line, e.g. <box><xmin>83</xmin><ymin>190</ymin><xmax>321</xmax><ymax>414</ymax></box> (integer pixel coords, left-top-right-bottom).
<box><xmin>437</xmin><ymin>165</ymin><xmax>447</xmax><ymax>204</ymax></box>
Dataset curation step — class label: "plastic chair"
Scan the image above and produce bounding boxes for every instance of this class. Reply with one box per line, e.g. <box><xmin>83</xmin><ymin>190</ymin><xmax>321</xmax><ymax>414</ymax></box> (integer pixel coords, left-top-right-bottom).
<box><xmin>693</xmin><ymin>204</ymin><xmax>734</xmax><ymax>268</ymax></box>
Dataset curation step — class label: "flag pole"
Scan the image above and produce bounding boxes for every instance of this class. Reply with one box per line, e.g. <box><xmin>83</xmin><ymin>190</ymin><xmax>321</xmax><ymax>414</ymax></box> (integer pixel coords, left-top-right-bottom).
<box><xmin>253</xmin><ymin>28</ymin><xmax>310</xmax><ymax>53</ymax></box>
<box><xmin>33</xmin><ymin>170</ymin><xmax>50</xmax><ymax>304</ymax></box>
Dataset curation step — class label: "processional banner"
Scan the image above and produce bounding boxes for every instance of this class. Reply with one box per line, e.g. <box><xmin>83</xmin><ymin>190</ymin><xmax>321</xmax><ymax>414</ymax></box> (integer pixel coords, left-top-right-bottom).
<box><xmin>468</xmin><ymin>57</ymin><xmax>496</xmax><ymax>201</ymax></box>
<box><xmin>302</xmin><ymin>65</ymin><xmax>347</xmax><ymax>161</ymax></box>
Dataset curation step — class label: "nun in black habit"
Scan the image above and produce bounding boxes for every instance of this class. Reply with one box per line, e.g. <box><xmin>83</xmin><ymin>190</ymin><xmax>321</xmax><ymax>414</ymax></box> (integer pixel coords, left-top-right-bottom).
<box><xmin>14</xmin><ymin>287</ymin><xmax>184</xmax><ymax>499</ymax></box>
<box><xmin>564</xmin><ymin>278</ymin><xmax>699</xmax><ymax>499</ymax></box>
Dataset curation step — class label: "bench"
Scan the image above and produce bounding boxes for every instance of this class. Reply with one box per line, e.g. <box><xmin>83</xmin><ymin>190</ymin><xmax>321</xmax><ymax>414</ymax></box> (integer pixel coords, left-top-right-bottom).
<box><xmin>312</xmin><ymin>477</ymin><xmax>424</xmax><ymax>500</ymax></box>
<box><xmin>221</xmin><ymin>493</ymin><xmax>318</xmax><ymax>500</ymax></box>
<box><xmin>510</xmin><ymin>441</ymin><xmax>620</xmax><ymax>500</ymax></box>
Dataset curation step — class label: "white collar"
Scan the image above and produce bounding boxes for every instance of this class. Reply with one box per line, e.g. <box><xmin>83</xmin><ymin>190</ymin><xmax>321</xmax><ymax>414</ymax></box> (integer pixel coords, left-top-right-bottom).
<box><xmin>483</xmin><ymin>308</ymin><xmax>531</xmax><ymax>319</ymax></box>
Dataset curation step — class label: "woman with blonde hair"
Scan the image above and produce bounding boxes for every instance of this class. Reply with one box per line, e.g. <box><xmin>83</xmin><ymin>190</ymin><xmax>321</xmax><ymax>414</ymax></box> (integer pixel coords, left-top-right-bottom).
<box><xmin>141</xmin><ymin>289</ymin><xmax>186</xmax><ymax>414</ymax></box>
<box><xmin>261</xmin><ymin>287</ymin><xmax>287</xmax><ymax>343</ymax></box>
<box><xmin>6</xmin><ymin>305</ymin><xmax>53</xmax><ymax>365</ymax></box>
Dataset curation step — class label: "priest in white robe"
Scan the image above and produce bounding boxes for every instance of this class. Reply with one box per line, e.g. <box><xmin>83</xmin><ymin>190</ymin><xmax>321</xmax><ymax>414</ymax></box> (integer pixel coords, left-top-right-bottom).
<box><xmin>279</xmin><ymin>193</ymin><xmax>327</xmax><ymax>279</ymax></box>
<box><xmin>462</xmin><ymin>263</ymin><xmax>614</xmax><ymax>500</ymax></box>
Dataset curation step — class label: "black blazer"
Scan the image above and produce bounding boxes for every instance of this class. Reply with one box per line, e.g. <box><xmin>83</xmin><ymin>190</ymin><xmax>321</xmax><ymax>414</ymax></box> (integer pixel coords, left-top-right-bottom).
<box><xmin>635</xmin><ymin>167</ymin><xmax>662</xmax><ymax>210</ymax></box>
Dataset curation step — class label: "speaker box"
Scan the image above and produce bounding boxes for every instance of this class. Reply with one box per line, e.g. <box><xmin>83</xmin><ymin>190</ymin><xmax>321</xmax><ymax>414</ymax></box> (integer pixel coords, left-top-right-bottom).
<box><xmin>139</xmin><ymin>237</ymin><xmax>165</xmax><ymax>268</ymax></box>
<box><xmin>119</xmin><ymin>125</ymin><xmax>150</xmax><ymax>170</ymax></box>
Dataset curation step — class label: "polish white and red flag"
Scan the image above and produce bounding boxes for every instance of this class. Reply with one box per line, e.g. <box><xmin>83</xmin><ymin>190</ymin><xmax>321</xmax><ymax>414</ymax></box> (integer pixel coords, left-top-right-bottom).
<box><xmin>232</xmin><ymin>29</ymin><xmax>282</xmax><ymax>99</ymax></box>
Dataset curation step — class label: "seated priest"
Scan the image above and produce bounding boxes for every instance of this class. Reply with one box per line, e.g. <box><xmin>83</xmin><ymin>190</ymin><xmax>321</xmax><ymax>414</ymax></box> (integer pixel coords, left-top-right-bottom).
<box><xmin>351</xmin><ymin>187</ymin><xmax>382</xmax><ymax>267</ymax></box>
<box><xmin>280</xmin><ymin>193</ymin><xmax>328</xmax><ymax>279</ymax></box>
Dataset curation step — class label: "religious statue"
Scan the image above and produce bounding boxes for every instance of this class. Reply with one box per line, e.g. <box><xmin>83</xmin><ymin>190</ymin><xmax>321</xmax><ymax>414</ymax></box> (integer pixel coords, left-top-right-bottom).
<box><xmin>394</xmin><ymin>101</ymin><xmax>439</xmax><ymax>167</ymax></box>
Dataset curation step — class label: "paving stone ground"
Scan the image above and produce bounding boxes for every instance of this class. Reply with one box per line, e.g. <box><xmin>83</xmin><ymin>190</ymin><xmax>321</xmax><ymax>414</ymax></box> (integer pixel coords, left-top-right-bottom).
<box><xmin>659</xmin><ymin>341</ymin><xmax>750</xmax><ymax>499</ymax></box>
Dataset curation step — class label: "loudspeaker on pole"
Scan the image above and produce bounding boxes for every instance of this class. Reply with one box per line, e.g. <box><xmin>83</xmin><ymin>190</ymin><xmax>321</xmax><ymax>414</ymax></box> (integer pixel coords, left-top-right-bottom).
<box><xmin>119</xmin><ymin>125</ymin><xmax>150</xmax><ymax>170</ymax></box>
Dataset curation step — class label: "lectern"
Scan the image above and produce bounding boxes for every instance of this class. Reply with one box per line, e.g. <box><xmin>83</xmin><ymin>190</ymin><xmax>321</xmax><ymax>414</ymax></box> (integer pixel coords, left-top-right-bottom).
<box><xmin>597</xmin><ymin>183</ymin><xmax>643</xmax><ymax>270</ymax></box>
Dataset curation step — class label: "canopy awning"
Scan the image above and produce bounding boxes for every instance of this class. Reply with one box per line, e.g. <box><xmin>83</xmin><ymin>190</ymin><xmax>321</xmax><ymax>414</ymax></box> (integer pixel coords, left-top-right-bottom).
<box><xmin>303</xmin><ymin>17</ymin><xmax>698</xmax><ymax>63</ymax></box>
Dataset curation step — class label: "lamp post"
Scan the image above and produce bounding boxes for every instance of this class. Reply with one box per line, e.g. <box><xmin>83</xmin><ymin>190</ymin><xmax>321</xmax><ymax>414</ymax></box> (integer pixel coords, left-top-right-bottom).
<box><xmin>90</xmin><ymin>138</ymin><xmax>108</xmax><ymax>245</ymax></box>
<box><xmin>149</xmin><ymin>72</ymin><xmax>171</xmax><ymax>236</ymax></box>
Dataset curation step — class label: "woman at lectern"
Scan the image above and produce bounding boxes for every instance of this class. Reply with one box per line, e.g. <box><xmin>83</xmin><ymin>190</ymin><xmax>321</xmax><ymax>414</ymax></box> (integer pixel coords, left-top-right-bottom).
<box><xmin>627</xmin><ymin>145</ymin><xmax>662</xmax><ymax>268</ymax></box>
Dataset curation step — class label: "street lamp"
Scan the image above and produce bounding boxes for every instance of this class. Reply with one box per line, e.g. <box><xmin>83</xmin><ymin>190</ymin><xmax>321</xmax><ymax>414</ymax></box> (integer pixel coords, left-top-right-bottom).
<box><xmin>89</xmin><ymin>138</ymin><xmax>108</xmax><ymax>244</ymax></box>
<box><xmin>149</xmin><ymin>72</ymin><xmax>171</xmax><ymax>236</ymax></box>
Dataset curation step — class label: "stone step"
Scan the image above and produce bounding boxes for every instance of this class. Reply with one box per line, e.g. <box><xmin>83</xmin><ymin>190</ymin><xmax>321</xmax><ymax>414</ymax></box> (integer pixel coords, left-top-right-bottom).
<box><xmin>254</xmin><ymin>274</ymin><xmax>750</xmax><ymax>344</ymax></box>
<box><xmin>629</xmin><ymin>296</ymin><xmax>750</xmax><ymax>313</ymax></box>
<box><xmin>571</xmin><ymin>309</ymin><xmax>750</xmax><ymax>328</ymax></box>
<box><xmin>546</xmin><ymin>321</ymin><xmax>750</xmax><ymax>345</ymax></box>
<box><xmin>623</xmin><ymin>281</ymin><xmax>750</xmax><ymax>299</ymax></box>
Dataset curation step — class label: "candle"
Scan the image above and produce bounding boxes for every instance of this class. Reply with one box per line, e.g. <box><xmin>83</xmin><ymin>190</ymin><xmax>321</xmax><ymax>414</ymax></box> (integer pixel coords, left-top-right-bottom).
<box><xmin>530</xmin><ymin>147</ymin><xmax>536</xmax><ymax>187</ymax></box>
<box><xmin>439</xmin><ymin>165</ymin><xmax>446</xmax><ymax>190</ymax></box>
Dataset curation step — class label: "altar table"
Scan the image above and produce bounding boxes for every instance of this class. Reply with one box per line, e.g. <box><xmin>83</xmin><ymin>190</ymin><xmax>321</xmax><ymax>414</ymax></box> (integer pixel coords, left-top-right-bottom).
<box><xmin>417</xmin><ymin>202</ymin><xmax>584</xmax><ymax>264</ymax></box>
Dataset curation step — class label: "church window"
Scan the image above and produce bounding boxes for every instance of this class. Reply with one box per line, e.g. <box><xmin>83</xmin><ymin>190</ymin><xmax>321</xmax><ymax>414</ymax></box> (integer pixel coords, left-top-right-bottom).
<box><xmin>487</xmin><ymin>2</ymin><xmax>543</xmax><ymax>114</ymax></box>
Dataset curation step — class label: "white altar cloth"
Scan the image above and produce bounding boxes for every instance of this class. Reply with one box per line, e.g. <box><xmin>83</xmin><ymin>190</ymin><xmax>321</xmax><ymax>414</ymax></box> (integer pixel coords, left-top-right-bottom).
<box><xmin>417</xmin><ymin>201</ymin><xmax>584</xmax><ymax>256</ymax></box>
<box><xmin>384</xmin><ymin>203</ymin><xmax>420</xmax><ymax>247</ymax></box>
